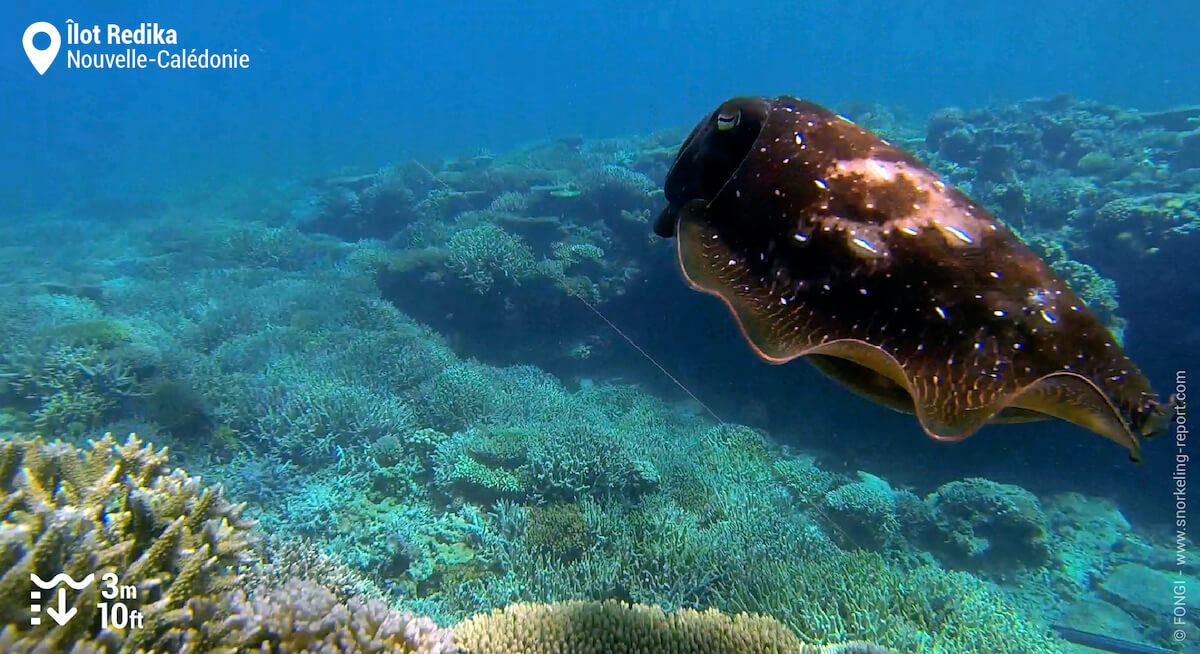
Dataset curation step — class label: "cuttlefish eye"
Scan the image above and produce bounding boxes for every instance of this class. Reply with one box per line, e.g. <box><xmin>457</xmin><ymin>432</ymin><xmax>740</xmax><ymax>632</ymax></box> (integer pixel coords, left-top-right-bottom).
<box><xmin>716</xmin><ymin>110</ymin><xmax>740</xmax><ymax>131</ymax></box>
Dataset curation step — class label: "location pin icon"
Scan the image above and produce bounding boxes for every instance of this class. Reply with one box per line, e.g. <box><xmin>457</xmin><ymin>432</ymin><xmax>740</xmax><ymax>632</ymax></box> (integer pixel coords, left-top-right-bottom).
<box><xmin>23</xmin><ymin>22</ymin><xmax>61</xmax><ymax>75</ymax></box>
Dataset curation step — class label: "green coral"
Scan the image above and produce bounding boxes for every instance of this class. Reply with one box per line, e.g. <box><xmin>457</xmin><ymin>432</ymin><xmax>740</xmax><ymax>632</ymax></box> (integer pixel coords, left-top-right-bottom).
<box><xmin>419</xmin><ymin>362</ymin><xmax>500</xmax><ymax>431</ymax></box>
<box><xmin>523</xmin><ymin>503</ymin><xmax>593</xmax><ymax>561</ymax></box>
<box><xmin>774</xmin><ymin>455</ymin><xmax>838</xmax><ymax>502</ymax></box>
<box><xmin>2</xmin><ymin>342</ymin><xmax>142</xmax><ymax>436</ymax></box>
<box><xmin>551</xmin><ymin>241</ymin><xmax>605</xmax><ymax>265</ymax></box>
<box><xmin>1075</xmin><ymin>150</ymin><xmax>1116</xmax><ymax>175</ymax></box>
<box><xmin>442</xmin><ymin>453</ymin><xmax>529</xmax><ymax>496</ymax></box>
<box><xmin>717</xmin><ymin>549</ymin><xmax>1066</xmax><ymax>653</ymax></box>
<box><xmin>45</xmin><ymin>318</ymin><xmax>132</xmax><ymax>348</ymax></box>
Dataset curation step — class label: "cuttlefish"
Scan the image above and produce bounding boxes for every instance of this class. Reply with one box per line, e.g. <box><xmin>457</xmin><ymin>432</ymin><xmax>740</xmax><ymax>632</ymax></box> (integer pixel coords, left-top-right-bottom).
<box><xmin>655</xmin><ymin>96</ymin><xmax>1166</xmax><ymax>461</ymax></box>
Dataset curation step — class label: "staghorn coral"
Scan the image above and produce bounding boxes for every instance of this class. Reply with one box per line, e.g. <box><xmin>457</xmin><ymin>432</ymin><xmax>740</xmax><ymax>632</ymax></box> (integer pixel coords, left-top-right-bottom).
<box><xmin>453</xmin><ymin>599</ymin><xmax>895</xmax><ymax>654</ymax></box>
<box><xmin>445</xmin><ymin>223</ymin><xmax>538</xmax><ymax>292</ymax></box>
<box><xmin>2</xmin><ymin>342</ymin><xmax>143</xmax><ymax>436</ymax></box>
<box><xmin>716</xmin><ymin>547</ymin><xmax>1066</xmax><ymax>654</ymax></box>
<box><xmin>774</xmin><ymin>455</ymin><xmax>839</xmax><ymax>503</ymax></box>
<box><xmin>0</xmin><ymin>432</ymin><xmax>254</xmax><ymax>652</ymax></box>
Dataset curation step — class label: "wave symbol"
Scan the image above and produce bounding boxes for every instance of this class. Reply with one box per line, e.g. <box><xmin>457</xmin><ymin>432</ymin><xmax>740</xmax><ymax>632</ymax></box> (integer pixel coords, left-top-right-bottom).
<box><xmin>30</xmin><ymin>573</ymin><xmax>94</xmax><ymax>590</ymax></box>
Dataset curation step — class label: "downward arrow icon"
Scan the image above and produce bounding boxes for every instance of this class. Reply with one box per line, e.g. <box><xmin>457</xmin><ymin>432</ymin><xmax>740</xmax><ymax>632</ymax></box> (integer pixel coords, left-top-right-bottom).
<box><xmin>45</xmin><ymin>588</ymin><xmax>76</xmax><ymax>626</ymax></box>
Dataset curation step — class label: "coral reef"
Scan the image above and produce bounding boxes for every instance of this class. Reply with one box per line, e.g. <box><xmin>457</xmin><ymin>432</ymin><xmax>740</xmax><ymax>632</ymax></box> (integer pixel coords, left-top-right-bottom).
<box><xmin>0</xmin><ymin>434</ymin><xmax>461</xmax><ymax>653</ymax></box>
<box><xmin>821</xmin><ymin>472</ymin><xmax>899</xmax><ymax>550</ymax></box>
<box><xmin>454</xmin><ymin>600</ymin><xmax>893</xmax><ymax>654</ymax></box>
<box><xmin>0</xmin><ymin>433</ymin><xmax>253</xmax><ymax>651</ymax></box>
<box><xmin>212</xmin><ymin>578</ymin><xmax>457</xmax><ymax>654</ymax></box>
<box><xmin>925</xmin><ymin>478</ymin><xmax>1051</xmax><ymax>577</ymax></box>
<box><xmin>3</xmin><ymin>93</ymin><xmax>1194</xmax><ymax>654</ymax></box>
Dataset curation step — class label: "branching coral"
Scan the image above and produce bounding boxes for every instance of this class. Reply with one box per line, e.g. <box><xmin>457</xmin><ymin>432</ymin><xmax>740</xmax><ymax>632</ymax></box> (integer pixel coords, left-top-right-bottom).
<box><xmin>446</xmin><ymin>223</ymin><xmax>538</xmax><ymax>292</ymax></box>
<box><xmin>3</xmin><ymin>342</ymin><xmax>143</xmax><ymax>435</ymax></box>
<box><xmin>715</xmin><ymin>547</ymin><xmax>1066</xmax><ymax>654</ymax></box>
<box><xmin>0</xmin><ymin>433</ymin><xmax>254</xmax><ymax>652</ymax></box>
<box><xmin>0</xmin><ymin>434</ymin><xmax>458</xmax><ymax>654</ymax></box>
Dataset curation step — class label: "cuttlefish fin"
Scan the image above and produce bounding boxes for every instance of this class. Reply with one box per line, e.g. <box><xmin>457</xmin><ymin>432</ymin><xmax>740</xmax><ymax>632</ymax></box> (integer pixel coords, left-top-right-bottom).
<box><xmin>806</xmin><ymin>353</ymin><xmax>1051</xmax><ymax>424</ymax></box>
<box><xmin>674</xmin><ymin>201</ymin><xmax>1139</xmax><ymax>457</ymax></box>
<box><xmin>1008</xmin><ymin>372</ymin><xmax>1142</xmax><ymax>460</ymax></box>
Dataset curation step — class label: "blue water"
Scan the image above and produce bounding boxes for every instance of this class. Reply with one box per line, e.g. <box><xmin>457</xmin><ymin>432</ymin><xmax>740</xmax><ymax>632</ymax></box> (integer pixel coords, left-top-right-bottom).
<box><xmin>3</xmin><ymin>0</ymin><xmax>1197</xmax><ymax>213</ymax></box>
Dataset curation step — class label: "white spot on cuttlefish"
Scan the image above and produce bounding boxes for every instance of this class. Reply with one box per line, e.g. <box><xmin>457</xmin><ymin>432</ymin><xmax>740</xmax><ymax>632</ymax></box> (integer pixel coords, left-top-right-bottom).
<box><xmin>944</xmin><ymin>225</ymin><xmax>974</xmax><ymax>244</ymax></box>
<box><xmin>852</xmin><ymin>238</ymin><xmax>878</xmax><ymax>254</ymax></box>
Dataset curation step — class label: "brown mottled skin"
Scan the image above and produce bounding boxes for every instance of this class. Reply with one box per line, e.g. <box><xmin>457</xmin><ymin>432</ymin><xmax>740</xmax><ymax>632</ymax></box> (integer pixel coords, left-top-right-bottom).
<box><xmin>656</xmin><ymin>96</ymin><xmax>1165</xmax><ymax>460</ymax></box>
